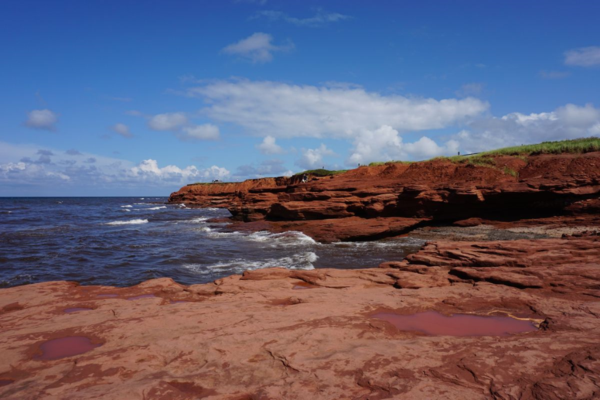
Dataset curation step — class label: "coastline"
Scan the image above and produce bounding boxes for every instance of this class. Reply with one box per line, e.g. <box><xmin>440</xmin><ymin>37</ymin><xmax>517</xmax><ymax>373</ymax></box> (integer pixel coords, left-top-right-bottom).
<box><xmin>1</xmin><ymin>235</ymin><xmax>599</xmax><ymax>398</ymax></box>
<box><xmin>2</xmin><ymin>149</ymin><xmax>600</xmax><ymax>398</ymax></box>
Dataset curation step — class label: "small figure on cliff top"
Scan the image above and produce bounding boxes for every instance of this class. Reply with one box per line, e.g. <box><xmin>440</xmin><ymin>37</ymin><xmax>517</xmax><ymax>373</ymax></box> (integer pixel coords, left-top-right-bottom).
<box><xmin>301</xmin><ymin>174</ymin><xmax>308</xmax><ymax>183</ymax></box>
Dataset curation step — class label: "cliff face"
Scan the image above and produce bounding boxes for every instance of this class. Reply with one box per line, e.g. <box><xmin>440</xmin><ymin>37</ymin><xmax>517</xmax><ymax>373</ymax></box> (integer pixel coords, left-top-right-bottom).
<box><xmin>169</xmin><ymin>152</ymin><xmax>600</xmax><ymax>242</ymax></box>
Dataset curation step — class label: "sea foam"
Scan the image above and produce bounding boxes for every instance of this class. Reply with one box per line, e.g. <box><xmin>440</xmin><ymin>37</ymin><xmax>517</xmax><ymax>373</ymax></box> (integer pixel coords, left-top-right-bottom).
<box><xmin>106</xmin><ymin>219</ymin><xmax>148</xmax><ymax>226</ymax></box>
<box><xmin>183</xmin><ymin>251</ymin><xmax>317</xmax><ymax>276</ymax></box>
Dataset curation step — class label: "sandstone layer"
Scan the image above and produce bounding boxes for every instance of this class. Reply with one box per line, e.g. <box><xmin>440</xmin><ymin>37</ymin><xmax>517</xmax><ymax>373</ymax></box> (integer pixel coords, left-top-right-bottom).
<box><xmin>169</xmin><ymin>152</ymin><xmax>600</xmax><ymax>243</ymax></box>
<box><xmin>1</xmin><ymin>235</ymin><xmax>599</xmax><ymax>399</ymax></box>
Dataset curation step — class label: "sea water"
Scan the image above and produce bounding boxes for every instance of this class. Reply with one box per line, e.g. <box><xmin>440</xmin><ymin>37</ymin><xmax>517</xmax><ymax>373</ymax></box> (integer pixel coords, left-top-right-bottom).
<box><xmin>0</xmin><ymin>197</ymin><xmax>424</xmax><ymax>288</ymax></box>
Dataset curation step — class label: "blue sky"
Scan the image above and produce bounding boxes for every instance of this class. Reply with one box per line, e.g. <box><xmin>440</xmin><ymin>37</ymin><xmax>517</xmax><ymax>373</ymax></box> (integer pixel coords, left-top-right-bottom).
<box><xmin>1</xmin><ymin>0</ymin><xmax>599</xmax><ymax>196</ymax></box>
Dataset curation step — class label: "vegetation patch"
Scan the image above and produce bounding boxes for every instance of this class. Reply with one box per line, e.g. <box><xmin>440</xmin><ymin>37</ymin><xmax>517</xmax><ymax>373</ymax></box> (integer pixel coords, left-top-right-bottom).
<box><xmin>368</xmin><ymin>160</ymin><xmax>412</xmax><ymax>167</ymax></box>
<box><xmin>294</xmin><ymin>169</ymin><xmax>348</xmax><ymax>177</ymax></box>
<box><xmin>186</xmin><ymin>182</ymin><xmax>234</xmax><ymax>186</ymax></box>
<box><xmin>476</xmin><ymin>137</ymin><xmax>600</xmax><ymax>157</ymax></box>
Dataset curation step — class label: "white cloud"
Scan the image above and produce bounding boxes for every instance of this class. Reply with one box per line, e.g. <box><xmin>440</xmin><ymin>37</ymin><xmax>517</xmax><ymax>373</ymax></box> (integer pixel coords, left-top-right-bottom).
<box><xmin>25</xmin><ymin>109</ymin><xmax>58</xmax><ymax>131</ymax></box>
<box><xmin>131</xmin><ymin>159</ymin><xmax>229</xmax><ymax>183</ymax></box>
<box><xmin>347</xmin><ymin>125</ymin><xmax>458</xmax><ymax>165</ymax></box>
<box><xmin>0</xmin><ymin>141</ymin><xmax>230</xmax><ymax>195</ymax></box>
<box><xmin>450</xmin><ymin>103</ymin><xmax>600</xmax><ymax>153</ymax></box>
<box><xmin>112</xmin><ymin>123</ymin><xmax>133</xmax><ymax>138</ymax></box>
<box><xmin>296</xmin><ymin>144</ymin><xmax>336</xmax><ymax>169</ymax></box>
<box><xmin>181</xmin><ymin>124</ymin><xmax>220</xmax><ymax>141</ymax></box>
<box><xmin>256</xmin><ymin>136</ymin><xmax>284</xmax><ymax>154</ymax></box>
<box><xmin>188</xmin><ymin>79</ymin><xmax>488</xmax><ymax>139</ymax></box>
<box><xmin>564</xmin><ymin>46</ymin><xmax>600</xmax><ymax>67</ymax></box>
<box><xmin>148</xmin><ymin>112</ymin><xmax>188</xmax><ymax>131</ymax></box>
<box><xmin>253</xmin><ymin>9</ymin><xmax>351</xmax><ymax>27</ymax></box>
<box><xmin>221</xmin><ymin>33</ymin><xmax>293</xmax><ymax>63</ymax></box>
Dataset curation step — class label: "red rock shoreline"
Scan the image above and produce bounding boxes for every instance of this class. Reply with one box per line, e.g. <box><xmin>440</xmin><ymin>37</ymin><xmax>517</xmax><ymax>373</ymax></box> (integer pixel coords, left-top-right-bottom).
<box><xmin>1</xmin><ymin>235</ymin><xmax>599</xmax><ymax>399</ymax></box>
<box><xmin>2</xmin><ymin>152</ymin><xmax>600</xmax><ymax>398</ymax></box>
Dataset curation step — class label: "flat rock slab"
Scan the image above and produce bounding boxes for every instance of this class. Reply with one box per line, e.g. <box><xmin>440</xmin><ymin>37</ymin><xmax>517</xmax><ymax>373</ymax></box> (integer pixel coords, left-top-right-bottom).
<box><xmin>1</xmin><ymin>237</ymin><xmax>600</xmax><ymax>399</ymax></box>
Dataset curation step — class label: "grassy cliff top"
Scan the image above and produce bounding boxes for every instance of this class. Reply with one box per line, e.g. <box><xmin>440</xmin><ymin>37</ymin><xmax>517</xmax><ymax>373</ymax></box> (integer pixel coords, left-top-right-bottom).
<box><xmin>368</xmin><ymin>137</ymin><xmax>600</xmax><ymax>167</ymax></box>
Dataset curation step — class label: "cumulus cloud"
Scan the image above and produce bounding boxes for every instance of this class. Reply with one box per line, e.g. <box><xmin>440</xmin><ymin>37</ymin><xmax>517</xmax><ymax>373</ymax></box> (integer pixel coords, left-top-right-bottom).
<box><xmin>130</xmin><ymin>159</ymin><xmax>229</xmax><ymax>183</ymax></box>
<box><xmin>450</xmin><ymin>103</ymin><xmax>600</xmax><ymax>153</ymax></box>
<box><xmin>347</xmin><ymin>126</ymin><xmax>458</xmax><ymax>165</ymax></box>
<box><xmin>256</xmin><ymin>136</ymin><xmax>284</xmax><ymax>154</ymax></box>
<box><xmin>25</xmin><ymin>109</ymin><xmax>58</xmax><ymax>131</ymax></box>
<box><xmin>148</xmin><ymin>112</ymin><xmax>188</xmax><ymax>131</ymax></box>
<box><xmin>65</xmin><ymin>149</ymin><xmax>82</xmax><ymax>156</ymax></box>
<box><xmin>564</xmin><ymin>46</ymin><xmax>600</xmax><ymax>67</ymax></box>
<box><xmin>180</xmin><ymin>124</ymin><xmax>220</xmax><ymax>141</ymax></box>
<box><xmin>188</xmin><ymin>79</ymin><xmax>488</xmax><ymax>138</ymax></box>
<box><xmin>252</xmin><ymin>9</ymin><xmax>351</xmax><ymax>27</ymax></box>
<box><xmin>112</xmin><ymin>123</ymin><xmax>133</xmax><ymax>138</ymax></box>
<box><xmin>296</xmin><ymin>144</ymin><xmax>336</xmax><ymax>169</ymax></box>
<box><xmin>0</xmin><ymin>141</ymin><xmax>231</xmax><ymax>195</ymax></box>
<box><xmin>221</xmin><ymin>33</ymin><xmax>293</xmax><ymax>63</ymax></box>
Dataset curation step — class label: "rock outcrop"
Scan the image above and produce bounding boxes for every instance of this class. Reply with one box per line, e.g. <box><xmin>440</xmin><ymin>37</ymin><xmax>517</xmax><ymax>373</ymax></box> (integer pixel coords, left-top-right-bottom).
<box><xmin>169</xmin><ymin>152</ymin><xmax>600</xmax><ymax>242</ymax></box>
<box><xmin>1</xmin><ymin>235</ymin><xmax>599</xmax><ymax>399</ymax></box>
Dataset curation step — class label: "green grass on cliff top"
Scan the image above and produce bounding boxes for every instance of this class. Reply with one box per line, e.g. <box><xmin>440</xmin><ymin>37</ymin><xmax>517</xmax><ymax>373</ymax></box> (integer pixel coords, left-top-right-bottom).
<box><xmin>293</xmin><ymin>168</ymin><xmax>348</xmax><ymax>177</ymax></box>
<box><xmin>368</xmin><ymin>137</ymin><xmax>600</xmax><ymax>166</ymax></box>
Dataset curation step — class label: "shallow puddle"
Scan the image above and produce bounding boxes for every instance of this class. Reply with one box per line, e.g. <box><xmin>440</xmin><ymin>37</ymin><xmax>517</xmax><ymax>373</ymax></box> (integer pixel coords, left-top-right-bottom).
<box><xmin>96</xmin><ymin>294</ymin><xmax>118</xmax><ymax>298</ymax></box>
<box><xmin>372</xmin><ymin>311</ymin><xmax>537</xmax><ymax>336</ymax></box>
<box><xmin>0</xmin><ymin>379</ymin><xmax>14</xmax><ymax>387</ymax></box>
<box><xmin>34</xmin><ymin>336</ymin><xmax>102</xmax><ymax>360</ymax></box>
<box><xmin>64</xmin><ymin>307</ymin><xmax>92</xmax><ymax>313</ymax></box>
<box><xmin>127</xmin><ymin>294</ymin><xmax>156</xmax><ymax>300</ymax></box>
<box><xmin>170</xmin><ymin>300</ymin><xmax>187</xmax><ymax>304</ymax></box>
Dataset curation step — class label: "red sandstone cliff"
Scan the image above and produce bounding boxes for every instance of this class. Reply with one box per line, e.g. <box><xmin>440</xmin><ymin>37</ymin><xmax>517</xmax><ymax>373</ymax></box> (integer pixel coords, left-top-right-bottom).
<box><xmin>169</xmin><ymin>152</ymin><xmax>600</xmax><ymax>242</ymax></box>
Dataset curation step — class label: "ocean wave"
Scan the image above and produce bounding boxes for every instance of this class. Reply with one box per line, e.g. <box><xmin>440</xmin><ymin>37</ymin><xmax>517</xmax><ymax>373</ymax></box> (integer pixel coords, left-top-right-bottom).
<box><xmin>121</xmin><ymin>209</ymin><xmax>131</xmax><ymax>212</ymax></box>
<box><xmin>120</xmin><ymin>205</ymin><xmax>133</xmax><ymax>208</ymax></box>
<box><xmin>202</xmin><ymin>229</ymin><xmax>317</xmax><ymax>247</ymax></box>
<box><xmin>331</xmin><ymin>237</ymin><xmax>426</xmax><ymax>249</ymax></box>
<box><xmin>181</xmin><ymin>217</ymin><xmax>208</xmax><ymax>223</ymax></box>
<box><xmin>246</xmin><ymin>231</ymin><xmax>317</xmax><ymax>246</ymax></box>
<box><xmin>183</xmin><ymin>252</ymin><xmax>317</xmax><ymax>276</ymax></box>
<box><xmin>106</xmin><ymin>219</ymin><xmax>149</xmax><ymax>226</ymax></box>
<box><xmin>147</xmin><ymin>206</ymin><xmax>166</xmax><ymax>211</ymax></box>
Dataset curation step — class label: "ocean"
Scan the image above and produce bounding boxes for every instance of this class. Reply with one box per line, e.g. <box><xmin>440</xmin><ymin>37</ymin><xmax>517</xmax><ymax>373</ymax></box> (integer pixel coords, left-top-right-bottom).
<box><xmin>0</xmin><ymin>197</ymin><xmax>424</xmax><ymax>288</ymax></box>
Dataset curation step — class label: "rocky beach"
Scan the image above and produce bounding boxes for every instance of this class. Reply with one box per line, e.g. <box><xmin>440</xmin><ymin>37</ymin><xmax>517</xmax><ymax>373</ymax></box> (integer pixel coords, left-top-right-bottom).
<box><xmin>2</xmin><ymin>150</ymin><xmax>600</xmax><ymax>399</ymax></box>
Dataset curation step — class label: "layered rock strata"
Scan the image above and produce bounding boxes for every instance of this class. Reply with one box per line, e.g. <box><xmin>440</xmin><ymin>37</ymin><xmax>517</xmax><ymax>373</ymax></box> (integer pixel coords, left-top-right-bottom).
<box><xmin>169</xmin><ymin>153</ymin><xmax>600</xmax><ymax>242</ymax></box>
<box><xmin>1</xmin><ymin>236</ymin><xmax>599</xmax><ymax>399</ymax></box>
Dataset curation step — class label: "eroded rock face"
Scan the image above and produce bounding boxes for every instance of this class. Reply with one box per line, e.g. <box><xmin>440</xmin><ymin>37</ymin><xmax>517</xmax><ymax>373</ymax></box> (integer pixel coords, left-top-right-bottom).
<box><xmin>1</xmin><ymin>236</ymin><xmax>599</xmax><ymax>399</ymax></box>
<box><xmin>169</xmin><ymin>153</ymin><xmax>600</xmax><ymax>242</ymax></box>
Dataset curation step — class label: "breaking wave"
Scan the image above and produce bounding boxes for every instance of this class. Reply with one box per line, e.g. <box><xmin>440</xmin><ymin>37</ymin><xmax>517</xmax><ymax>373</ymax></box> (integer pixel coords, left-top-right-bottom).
<box><xmin>183</xmin><ymin>252</ymin><xmax>317</xmax><ymax>276</ymax></box>
<box><xmin>106</xmin><ymin>219</ymin><xmax>149</xmax><ymax>226</ymax></box>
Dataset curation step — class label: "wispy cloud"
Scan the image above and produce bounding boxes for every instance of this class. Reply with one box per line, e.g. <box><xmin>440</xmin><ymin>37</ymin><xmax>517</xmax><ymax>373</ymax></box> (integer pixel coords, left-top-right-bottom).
<box><xmin>539</xmin><ymin>70</ymin><xmax>571</xmax><ymax>79</ymax></box>
<box><xmin>221</xmin><ymin>33</ymin><xmax>293</xmax><ymax>63</ymax></box>
<box><xmin>456</xmin><ymin>83</ymin><xmax>484</xmax><ymax>97</ymax></box>
<box><xmin>147</xmin><ymin>112</ymin><xmax>188</xmax><ymax>131</ymax></box>
<box><xmin>0</xmin><ymin>141</ymin><xmax>231</xmax><ymax>194</ymax></box>
<box><xmin>564</xmin><ymin>46</ymin><xmax>600</xmax><ymax>67</ymax></box>
<box><xmin>187</xmin><ymin>79</ymin><xmax>488</xmax><ymax>139</ymax></box>
<box><xmin>180</xmin><ymin>124</ymin><xmax>220</xmax><ymax>141</ymax></box>
<box><xmin>112</xmin><ymin>123</ymin><xmax>133</xmax><ymax>138</ymax></box>
<box><xmin>24</xmin><ymin>109</ymin><xmax>58</xmax><ymax>131</ymax></box>
<box><xmin>252</xmin><ymin>9</ymin><xmax>351</xmax><ymax>27</ymax></box>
